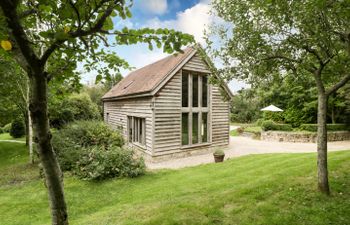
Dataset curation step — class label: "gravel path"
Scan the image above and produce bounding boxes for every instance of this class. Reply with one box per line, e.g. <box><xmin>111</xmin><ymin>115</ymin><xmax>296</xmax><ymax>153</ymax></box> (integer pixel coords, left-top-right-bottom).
<box><xmin>146</xmin><ymin>136</ymin><xmax>350</xmax><ymax>170</ymax></box>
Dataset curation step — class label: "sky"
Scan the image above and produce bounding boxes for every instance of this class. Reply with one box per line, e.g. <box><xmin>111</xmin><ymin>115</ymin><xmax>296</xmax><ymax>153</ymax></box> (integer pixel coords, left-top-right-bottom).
<box><xmin>81</xmin><ymin>0</ymin><xmax>248</xmax><ymax>93</ymax></box>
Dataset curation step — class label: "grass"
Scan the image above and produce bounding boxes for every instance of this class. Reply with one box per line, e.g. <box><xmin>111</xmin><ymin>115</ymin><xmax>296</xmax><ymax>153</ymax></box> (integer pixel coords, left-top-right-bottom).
<box><xmin>230</xmin><ymin>129</ymin><xmax>239</xmax><ymax>136</ymax></box>
<box><xmin>244</xmin><ymin>126</ymin><xmax>262</xmax><ymax>134</ymax></box>
<box><xmin>0</xmin><ymin>133</ymin><xmax>26</xmax><ymax>141</ymax></box>
<box><xmin>0</xmin><ymin>142</ymin><xmax>349</xmax><ymax>225</ymax></box>
<box><xmin>230</xmin><ymin>125</ymin><xmax>262</xmax><ymax>137</ymax></box>
<box><xmin>0</xmin><ymin>142</ymin><xmax>38</xmax><ymax>187</ymax></box>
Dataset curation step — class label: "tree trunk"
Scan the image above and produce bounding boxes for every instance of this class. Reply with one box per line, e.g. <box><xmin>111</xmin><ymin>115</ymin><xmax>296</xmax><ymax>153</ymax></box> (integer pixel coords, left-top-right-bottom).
<box><xmin>316</xmin><ymin>92</ymin><xmax>330</xmax><ymax>195</ymax></box>
<box><xmin>27</xmin><ymin>81</ymin><xmax>34</xmax><ymax>164</ymax></box>
<box><xmin>331</xmin><ymin>106</ymin><xmax>335</xmax><ymax>124</ymax></box>
<box><xmin>24</xmin><ymin>111</ymin><xmax>29</xmax><ymax>146</ymax></box>
<box><xmin>29</xmin><ymin>72</ymin><xmax>68</xmax><ymax>225</ymax></box>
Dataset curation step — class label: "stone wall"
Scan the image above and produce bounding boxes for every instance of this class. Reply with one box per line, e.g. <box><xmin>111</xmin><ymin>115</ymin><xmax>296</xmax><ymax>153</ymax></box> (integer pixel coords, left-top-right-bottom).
<box><xmin>261</xmin><ymin>131</ymin><xmax>350</xmax><ymax>143</ymax></box>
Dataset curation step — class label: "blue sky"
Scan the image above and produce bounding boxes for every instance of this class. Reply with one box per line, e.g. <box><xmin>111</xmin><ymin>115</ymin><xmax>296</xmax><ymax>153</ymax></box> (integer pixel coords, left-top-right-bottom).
<box><xmin>81</xmin><ymin>0</ymin><xmax>247</xmax><ymax>92</ymax></box>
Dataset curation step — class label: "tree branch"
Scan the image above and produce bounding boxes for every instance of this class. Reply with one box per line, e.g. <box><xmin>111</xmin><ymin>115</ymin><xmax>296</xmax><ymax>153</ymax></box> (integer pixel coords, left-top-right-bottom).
<box><xmin>0</xmin><ymin>0</ymin><xmax>41</xmax><ymax>71</ymax></box>
<box><xmin>261</xmin><ymin>55</ymin><xmax>301</xmax><ymax>64</ymax></box>
<box><xmin>312</xmin><ymin>68</ymin><xmax>326</xmax><ymax>94</ymax></box>
<box><xmin>69</xmin><ymin>0</ymin><xmax>81</xmax><ymax>30</ymax></box>
<box><xmin>19</xmin><ymin>9</ymin><xmax>37</xmax><ymax>19</ymax></box>
<box><xmin>302</xmin><ymin>44</ymin><xmax>323</xmax><ymax>65</ymax></box>
<box><xmin>40</xmin><ymin>0</ymin><xmax>118</xmax><ymax>65</ymax></box>
<box><xmin>326</xmin><ymin>74</ymin><xmax>350</xmax><ymax>97</ymax></box>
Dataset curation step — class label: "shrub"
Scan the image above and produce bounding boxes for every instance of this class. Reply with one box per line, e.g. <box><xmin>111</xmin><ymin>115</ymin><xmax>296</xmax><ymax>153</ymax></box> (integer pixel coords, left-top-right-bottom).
<box><xmin>261</xmin><ymin>120</ymin><xmax>293</xmax><ymax>131</ymax></box>
<box><xmin>255</xmin><ymin>118</ymin><xmax>265</xmax><ymax>126</ymax></box>
<box><xmin>75</xmin><ymin>146</ymin><xmax>145</xmax><ymax>180</ymax></box>
<box><xmin>9</xmin><ymin>119</ymin><xmax>25</xmax><ymax>138</ymax></box>
<box><xmin>283</xmin><ymin>108</ymin><xmax>302</xmax><ymax>127</ymax></box>
<box><xmin>52</xmin><ymin>120</ymin><xmax>124</xmax><ymax>171</ymax></box>
<box><xmin>0</xmin><ymin>127</ymin><xmax>3</xmax><ymax>134</ymax></box>
<box><xmin>49</xmin><ymin>93</ymin><xmax>101</xmax><ymax>128</ymax></box>
<box><xmin>213</xmin><ymin>149</ymin><xmax>225</xmax><ymax>156</ymax></box>
<box><xmin>2</xmin><ymin>123</ymin><xmax>11</xmax><ymax>133</ymax></box>
<box><xmin>236</xmin><ymin>127</ymin><xmax>244</xmax><ymax>134</ymax></box>
<box><xmin>262</xmin><ymin>111</ymin><xmax>284</xmax><ymax>123</ymax></box>
<box><xmin>299</xmin><ymin>124</ymin><xmax>350</xmax><ymax>132</ymax></box>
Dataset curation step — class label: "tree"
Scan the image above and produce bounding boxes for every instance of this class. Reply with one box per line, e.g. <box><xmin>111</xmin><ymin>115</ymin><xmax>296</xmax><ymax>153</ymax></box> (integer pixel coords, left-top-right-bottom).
<box><xmin>0</xmin><ymin>1</ymin><xmax>194</xmax><ymax>224</ymax></box>
<box><xmin>0</xmin><ymin>55</ymin><xmax>35</xmax><ymax>163</ymax></box>
<box><xmin>207</xmin><ymin>0</ymin><xmax>350</xmax><ymax>194</ymax></box>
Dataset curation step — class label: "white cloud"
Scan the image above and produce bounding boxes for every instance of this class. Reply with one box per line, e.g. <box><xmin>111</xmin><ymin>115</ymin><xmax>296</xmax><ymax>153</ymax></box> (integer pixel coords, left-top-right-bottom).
<box><xmin>139</xmin><ymin>0</ymin><xmax>168</xmax><ymax>15</ymax></box>
<box><xmin>129</xmin><ymin>47</ymin><xmax>168</xmax><ymax>69</ymax></box>
<box><xmin>145</xmin><ymin>2</ymin><xmax>213</xmax><ymax>44</ymax></box>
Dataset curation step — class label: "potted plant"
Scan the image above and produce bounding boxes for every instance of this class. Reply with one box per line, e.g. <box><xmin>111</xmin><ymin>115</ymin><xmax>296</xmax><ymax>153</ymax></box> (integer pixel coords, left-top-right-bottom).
<box><xmin>213</xmin><ymin>149</ymin><xmax>225</xmax><ymax>163</ymax></box>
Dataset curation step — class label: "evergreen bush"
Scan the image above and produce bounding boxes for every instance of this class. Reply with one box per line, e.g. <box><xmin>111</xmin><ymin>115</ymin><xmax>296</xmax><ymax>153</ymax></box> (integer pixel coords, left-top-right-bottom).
<box><xmin>9</xmin><ymin>119</ymin><xmax>25</xmax><ymax>138</ymax></box>
<box><xmin>299</xmin><ymin>124</ymin><xmax>350</xmax><ymax>132</ymax></box>
<box><xmin>75</xmin><ymin>146</ymin><xmax>145</xmax><ymax>180</ymax></box>
<box><xmin>52</xmin><ymin>120</ymin><xmax>124</xmax><ymax>171</ymax></box>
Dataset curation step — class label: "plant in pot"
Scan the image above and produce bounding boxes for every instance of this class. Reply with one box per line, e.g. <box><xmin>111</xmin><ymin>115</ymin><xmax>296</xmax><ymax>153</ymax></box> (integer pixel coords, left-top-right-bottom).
<box><xmin>213</xmin><ymin>149</ymin><xmax>225</xmax><ymax>163</ymax></box>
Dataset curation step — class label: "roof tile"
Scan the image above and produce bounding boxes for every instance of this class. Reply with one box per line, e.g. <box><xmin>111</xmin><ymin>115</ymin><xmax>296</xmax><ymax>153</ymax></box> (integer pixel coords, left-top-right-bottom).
<box><xmin>102</xmin><ymin>47</ymin><xmax>195</xmax><ymax>99</ymax></box>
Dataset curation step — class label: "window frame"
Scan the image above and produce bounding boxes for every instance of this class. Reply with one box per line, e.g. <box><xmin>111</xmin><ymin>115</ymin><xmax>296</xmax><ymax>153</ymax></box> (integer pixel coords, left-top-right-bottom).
<box><xmin>127</xmin><ymin>116</ymin><xmax>146</xmax><ymax>147</ymax></box>
<box><xmin>181</xmin><ymin>70</ymin><xmax>210</xmax><ymax>147</ymax></box>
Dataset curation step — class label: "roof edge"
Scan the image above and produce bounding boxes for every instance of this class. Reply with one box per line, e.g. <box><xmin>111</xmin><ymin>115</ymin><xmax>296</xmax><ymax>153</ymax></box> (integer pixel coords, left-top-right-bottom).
<box><xmin>102</xmin><ymin>91</ymin><xmax>153</xmax><ymax>101</ymax></box>
<box><xmin>194</xmin><ymin>45</ymin><xmax>234</xmax><ymax>99</ymax></box>
<box><xmin>150</xmin><ymin>47</ymin><xmax>197</xmax><ymax>95</ymax></box>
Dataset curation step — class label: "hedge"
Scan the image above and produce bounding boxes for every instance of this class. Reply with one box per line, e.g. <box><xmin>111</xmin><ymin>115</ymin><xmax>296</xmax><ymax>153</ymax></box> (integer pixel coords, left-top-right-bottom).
<box><xmin>300</xmin><ymin>124</ymin><xmax>350</xmax><ymax>132</ymax></box>
<box><xmin>261</xmin><ymin>120</ymin><xmax>293</xmax><ymax>131</ymax></box>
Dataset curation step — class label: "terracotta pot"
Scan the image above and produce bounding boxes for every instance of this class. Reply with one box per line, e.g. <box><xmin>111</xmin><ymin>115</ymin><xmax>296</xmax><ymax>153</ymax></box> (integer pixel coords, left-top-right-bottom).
<box><xmin>213</xmin><ymin>154</ymin><xmax>225</xmax><ymax>163</ymax></box>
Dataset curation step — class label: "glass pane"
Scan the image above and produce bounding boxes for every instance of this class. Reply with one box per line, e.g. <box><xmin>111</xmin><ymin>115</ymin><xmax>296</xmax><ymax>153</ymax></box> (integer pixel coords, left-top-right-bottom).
<box><xmin>182</xmin><ymin>113</ymin><xmax>189</xmax><ymax>145</ymax></box>
<box><xmin>128</xmin><ymin>116</ymin><xmax>132</xmax><ymax>142</ymax></box>
<box><xmin>202</xmin><ymin>76</ymin><xmax>208</xmax><ymax>107</ymax></box>
<box><xmin>192</xmin><ymin>74</ymin><xmax>198</xmax><ymax>107</ymax></box>
<box><xmin>182</xmin><ymin>72</ymin><xmax>188</xmax><ymax>107</ymax></box>
<box><xmin>192</xmin><ymin>113</ymin><xmax>198</xmax><ymax>144</ymax></box>
<box><xmin>133</xmin><ymin>118</ymin><xmax>137</xmax><ymax>142</ymax></box>
<box><xmin>142</xmin><ymin>119</ymin><xmax>145</xmax><ymax>145</ymax></box>
<box><xmin>139</xmin><ymin>118</ymin><xmax>142</xmax><ymax>143</ymax></box>
<box><xmin>201</xmin><ymin>112</ymin><xmax>208</xmax><ymax>143</ymax></box>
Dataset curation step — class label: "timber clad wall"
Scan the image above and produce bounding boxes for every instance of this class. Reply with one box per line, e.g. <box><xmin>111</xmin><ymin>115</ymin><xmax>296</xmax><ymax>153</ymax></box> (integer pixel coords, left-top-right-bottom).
<box><xmin>103</xmin><ymin>51</ymin><xmax>230</xmax><ymax>160</ymax></box>
<box><xmin>153</xmin><ymin>71</ymin><xmax>182</xmax><ymax>156</ymax></box>
<box><xmin>103</xmin><ymin>97</ymin><xmax>153</xmax><ymax>155</ymax></box>
<box><xmin>211</xmin><ymin>86</ymin><xmax>230</xmax><ymax>147</ymax></box>
<box><xmin>152</xmin><ymin>53</ymin><xmax>230</xmax><ymax>157</ymax></box>
<box><xmin>183</xmin><ymin>54</ymin><xmax>210</xmax><ymax>73</ymax></box>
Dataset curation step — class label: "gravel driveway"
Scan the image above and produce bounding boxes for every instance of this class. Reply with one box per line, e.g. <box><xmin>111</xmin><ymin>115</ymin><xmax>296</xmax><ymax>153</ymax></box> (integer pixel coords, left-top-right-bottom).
<box><xmin>146</xmin><ymin>136</ymin><xmax>350</xmax><ymax>170</ymax></box>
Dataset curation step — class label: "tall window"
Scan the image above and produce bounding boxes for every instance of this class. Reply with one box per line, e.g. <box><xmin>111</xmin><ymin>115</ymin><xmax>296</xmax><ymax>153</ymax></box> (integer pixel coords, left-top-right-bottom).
<box><xmin>192</xmin><ymin>74</ymin><xmax>198</xmax><ymax>107</ymax></box>
<box><xmin>182</xmin><ymin>74</ymin><xmax>188</xmax><ymax>107</ymax></box>
<box><xmin>181</xmin><ymin>71</ymin><xmax>209</xmax><ymax>146</ymax></box>
<box><xmin>181</xmin><ymin>113</ymin><xmax>189</xmax><ymax>145</ymax></box>
<box><xmin>127</xmin><ymin>116</ymin><xmax>146</xmax><ymax>146</ymax></box>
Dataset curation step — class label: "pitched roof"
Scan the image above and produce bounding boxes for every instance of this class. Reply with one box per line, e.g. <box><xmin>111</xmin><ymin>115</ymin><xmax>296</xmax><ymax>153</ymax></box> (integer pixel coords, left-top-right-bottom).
<box><xmin>102</xmin><ymin>47</ymin><xmax>195</xmax><ymax>99</ymax></box>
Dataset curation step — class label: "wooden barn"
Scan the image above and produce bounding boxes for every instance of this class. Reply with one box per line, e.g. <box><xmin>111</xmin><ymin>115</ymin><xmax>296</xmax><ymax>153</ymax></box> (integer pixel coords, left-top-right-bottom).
<box><xmin>102</xmin><ymin>46</ymin><xmax>233</xmax><ymax>161</ymax></box>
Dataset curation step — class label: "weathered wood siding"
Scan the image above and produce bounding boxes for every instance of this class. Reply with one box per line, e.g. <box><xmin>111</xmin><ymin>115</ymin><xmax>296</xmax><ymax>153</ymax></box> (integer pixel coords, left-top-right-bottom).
<box><xmin>211</xmin><ymin>86</ymin><xmax>230</xmax><ymax>147</ymax></box>
<box><xmin>182</xmin><ymin>54</ymin><xmax>211</xmax><ymax>73</ymax></box>
<box><xmin>103</xmin><ymin>97</ymin><xmax>153</xmax><ymax>155</ymax></box>
<box><xmin>153</xmin><ymin>53</ymin><xmax>230</xmax><ymax>157</ymax></box>
<box><xmin>153</xmin><ymin>71</ymin><xmax>182</xmax><ymax>156</ymax></box>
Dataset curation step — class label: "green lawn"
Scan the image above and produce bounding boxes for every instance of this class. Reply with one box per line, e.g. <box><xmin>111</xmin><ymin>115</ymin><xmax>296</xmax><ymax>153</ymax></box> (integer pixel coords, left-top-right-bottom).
<box><xmin>0</xmin><ymin>133</ymin><xmax>26</xmax><ymax>141</ymax></box>
<box><xmin>230</xmin><ymin>125</ymin><xmax>262</xmax><ymax>137</ymax></box>
<box><xmin>0</xmin><ymin>142</ymin><xmax>349</xmax><ymax>225</ymax></box>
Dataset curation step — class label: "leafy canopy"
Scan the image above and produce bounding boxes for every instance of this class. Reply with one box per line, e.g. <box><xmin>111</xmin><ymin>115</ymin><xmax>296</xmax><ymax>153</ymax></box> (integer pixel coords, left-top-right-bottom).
<box><xmin>207</xmin><ymin>0</ymin><xmax>350</xmax><ymax>92</ymax></box>
<box><xmin>0</xmin><ymin>0</ymin><xmax>195</xmax><ymax>83</ymax></box>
